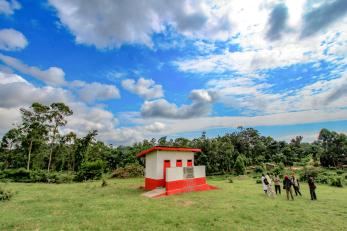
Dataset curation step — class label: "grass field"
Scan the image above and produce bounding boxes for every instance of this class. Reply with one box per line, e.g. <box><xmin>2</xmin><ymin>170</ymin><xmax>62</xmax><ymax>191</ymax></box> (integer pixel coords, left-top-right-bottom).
<box><xmin>1</xmin><ymin>177</ymin><xmax>346</xmax><ymax>231</ymax></box>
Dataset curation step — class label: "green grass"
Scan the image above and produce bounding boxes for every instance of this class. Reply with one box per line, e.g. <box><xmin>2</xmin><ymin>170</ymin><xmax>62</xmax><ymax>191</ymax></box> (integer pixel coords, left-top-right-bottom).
<box><xmin>1</xmin><ymin>177</ymin><xmax>346</xmax><ymax>231</ymax></box>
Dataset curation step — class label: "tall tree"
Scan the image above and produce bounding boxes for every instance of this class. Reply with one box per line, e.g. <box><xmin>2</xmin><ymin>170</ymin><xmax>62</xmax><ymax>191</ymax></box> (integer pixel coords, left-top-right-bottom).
<box><xmin>20</xmin><ymin>103</ymin><xmax>49</xmax><ymax>170</ymax></box>
<box><xmin>47</xmin><ymin>103</ymin><xmax>73</xmax><ymax>171</ymax></box>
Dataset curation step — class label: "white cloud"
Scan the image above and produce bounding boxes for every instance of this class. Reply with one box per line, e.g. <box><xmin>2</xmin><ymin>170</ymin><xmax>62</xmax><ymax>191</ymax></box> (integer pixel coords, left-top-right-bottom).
<box><xmin>121</xmin><ymin>77</ymin><xmax>163</xmax><ymax>99</ymax></box>
<box><xmin>75</xmin><ymin>82</ymin><xmax>120</xmax><ymax>103</ymax></box>
<box><xmin>175</xmin><ymin>0</ymin><xmax>347</xmax><ymax>75</ymax></box>
<box><xmin>0</xmin><ymin>71</ymin><xmax>70</xmax><ymax>108</ymax></box>
<box><xmin>0</xmin><ymin>0</ymin><xmax>20</xmax><ymax>15</ymax></box>
<box><xmin>0</xmin><ymin>29</ymin><xmax>28</xmax><ymax>51</ymax></box>
<box><xmin>48</xmin><ymin>0</ymin><xmax>232</xmax><ymax>49</ymax></box>
<box><xmin>141</xmin><ymin>89</ymin><xmax>214</xmax><ymax>119</ymax></box>
<box><xmin>0</xmin><ymin>53</ymin><xmax>66</xmax><ymax>85</ymax></box>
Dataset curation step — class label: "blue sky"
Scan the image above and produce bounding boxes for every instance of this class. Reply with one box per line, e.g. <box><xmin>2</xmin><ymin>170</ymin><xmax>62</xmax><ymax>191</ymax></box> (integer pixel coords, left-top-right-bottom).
<box><xmin>0</xmin><ymin>0</ymin><xmax>346</xmax><ymax>145</ymax></box>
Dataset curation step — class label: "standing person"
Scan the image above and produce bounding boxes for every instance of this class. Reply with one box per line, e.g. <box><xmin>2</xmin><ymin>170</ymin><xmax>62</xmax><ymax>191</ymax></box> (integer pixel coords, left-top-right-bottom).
<box><xmin>261</xmin><ymin>174</ymin><xmax>268</xmax><ymax>195</ymax></box>
<box><xmin>274</xmin><ymin>175</ymin><xmax>281</xmax><ymax>195</ymax></box>
<box><xmin>283</xmin><ymin>175</ymin><xmax>294</xmax><ymax>200</ymax></box>
<box><xmin>291</xmin><ymin>175</ymin><xmax>302</xmax><ymax>196</ymax></box>
<box><xmin>308</xmin><ymin>176</ymin><xmax>317</xmax><ymax>200</ymax></box>
<box><xmin>266</xmin><ymin>173</ymin><xmax>274</xmax><ymax>197</ymax></box>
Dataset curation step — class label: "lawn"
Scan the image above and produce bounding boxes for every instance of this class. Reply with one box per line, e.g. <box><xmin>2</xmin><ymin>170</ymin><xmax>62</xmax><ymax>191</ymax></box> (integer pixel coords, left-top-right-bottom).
<box><xmin>1</xmin><ymin>177</ymin><xmax>346</xmax><ymax>231</ymax></box>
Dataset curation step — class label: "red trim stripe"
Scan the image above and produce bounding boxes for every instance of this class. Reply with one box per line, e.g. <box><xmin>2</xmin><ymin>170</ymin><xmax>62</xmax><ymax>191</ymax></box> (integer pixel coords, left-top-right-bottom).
<box><xmin>137</xmin><ymin>146</ymin><xmax>201</xmax><ymax>158</ymax></box>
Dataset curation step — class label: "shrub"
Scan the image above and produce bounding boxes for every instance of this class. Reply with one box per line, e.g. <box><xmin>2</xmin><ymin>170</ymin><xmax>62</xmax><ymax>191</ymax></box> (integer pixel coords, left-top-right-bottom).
<box><xmin>227</xmin><ymin>176</ymin><xmax>234</xmax><ymax>183</ymax></box>
<box><xmin>0</xmin><ymin>187</ymin><xmax>13</xmax><ymax>201</ymax></box>
<box><xmin>336</xmin><ymin>170</ymin><xmax>344</xmax><ymax>175</ymax></box>
<box><xmin>254</xmin><ymin>166</ymin><xmax>264</xmax><ymax>173</ymax></box>
<box><xmin>256</xmin><ymin>179</ymin><xmax>262</xmax><ymax>184</ymax></box>
<box><xmin>101</xmin><ymin>179</ymin><xmax>108</xmax><ymax>187</ymax></box>
<box><xmin>0</xmin><ymin>168</ymin><xmax>31</xmax><ymax>182</ymax></box>
<box><xmin>330</xmin><ymin>177</ymin><xmax>343</xmax><ymax>187</ymax></box>
<box><xmin>75</xmin><ymin>160</ymin><xmax>106</xmax><ymax>181</ymax></box>
<box><xmin>234</xmin><ymin>155</ymin><xmax>246</xmax><ymax>175</ymax></box>
<box><xmin>300</xmin><ymin>167</ymin><xmax>320</xmax><ymax>181</ymax></box>
<box><xmin>111</xmin><ymin>163</ymin><xmax>144</xmax><ymax>178</ymax></box>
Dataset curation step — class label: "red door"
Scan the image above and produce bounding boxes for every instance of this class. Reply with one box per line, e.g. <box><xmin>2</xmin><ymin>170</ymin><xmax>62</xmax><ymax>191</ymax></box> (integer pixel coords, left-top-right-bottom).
<box><xmin>163</xmin><ymin>160</ymin><xmax>171</xmax><ymax>181</ymax></box>
<box><xmin>187</xmin><ymin>160</ymin><xmax>193</xmax><ymax>167</ymax></box>
<box><xmin>176</xmin><ymin>160</ymin><xmax>182</xmax><ymax>167</ymax></box>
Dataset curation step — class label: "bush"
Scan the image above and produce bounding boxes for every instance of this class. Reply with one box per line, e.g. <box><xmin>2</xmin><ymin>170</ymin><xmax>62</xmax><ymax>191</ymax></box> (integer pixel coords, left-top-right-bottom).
<box><xmin>0</xmin><ymin>187</ymin><xmax>13</xmax><ymax>201</ymax></box>
<box><xmin>234</xmin><ymin>155</ymin><xmax>246</xmax><ymax>175</ymax></box>
<box><xmin>0</xmin><ymin>168</ymin><xmax>31</xmax><ymax>182</ymax></box>
<box><xmin>300</xmin><ymin>167</ymin><xmax>320</xmax><ymax>181</ymax></box>
<box><xmin>336</xmin><ymin>170</ymin><xmax>344</xmax><ymax>175</ymax></box>
<box><xmin>227</xmin><ymin>176</ymin><xmax>234</xmax><ymax>183</ymax></box>
<box><xmin>330</xmin><ymin>177</ymin><xmax>343</xmax><ymax>187</ymax></box>
<box><xmin>111</xmin><ymin>163</ymin><xmax>144</xmax><ymax>178</ymax></box>
<box><xmin>101</xmin><ymin>179</ymin><xmax>108</xmax><ymax>187</ymax></box>
<box><xmin>256</xmin><ymin>179</ymin><xmax>262</xmax><ymax>184</ymax></box>
<box><xmin>254</xmin><ymin>166</ymin><xmax>264</xmax><ymax>173</ymax></box>
<box><xmin>75</xmin><ymin>160</ymin><xmax>106</xmax><ymax>181</ymax></box>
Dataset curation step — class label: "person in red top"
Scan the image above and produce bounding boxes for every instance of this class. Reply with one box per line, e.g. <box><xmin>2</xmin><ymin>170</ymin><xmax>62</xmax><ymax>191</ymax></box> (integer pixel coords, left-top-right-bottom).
<box><xmin>308</xmin><ymin>176</ymin><xmax>317</xmax><ymax>200</ymax></box>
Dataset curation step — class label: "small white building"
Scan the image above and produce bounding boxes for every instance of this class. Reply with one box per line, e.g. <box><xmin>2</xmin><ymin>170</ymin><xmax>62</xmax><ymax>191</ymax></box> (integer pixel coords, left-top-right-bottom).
<box><xmin>137</xmin><ymin>146</ymin><xmax>216</xmax><ymax>196</ymax></box>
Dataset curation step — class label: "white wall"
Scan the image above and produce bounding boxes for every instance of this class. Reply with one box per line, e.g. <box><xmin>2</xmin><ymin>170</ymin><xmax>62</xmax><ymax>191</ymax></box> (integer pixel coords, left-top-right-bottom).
<box><xmin>156</xmin><ymin>151</ymin><xmax>194</xmax><ymax>179</ymax></box>
<box><xmin>166</xmin><ymin>165</ymin><xmax>206</xmax><ymax>182</ymax></box>
<box><xmin>193</xmin><ymin>166</ymin><xmax>206</xmax><ymax>178</ymax></box>
<box><xmin>144</xmin><ymin>151</ymin><xmax>157</xmax><ymax>179</ymax></box>
<box><xmin>166</xmin><ymin>167</ymin><xmax>184</xmax><ymax>182</ymax></box>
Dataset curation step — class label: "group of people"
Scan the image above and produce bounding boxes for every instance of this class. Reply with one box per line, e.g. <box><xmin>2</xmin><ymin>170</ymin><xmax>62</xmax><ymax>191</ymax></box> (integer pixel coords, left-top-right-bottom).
<box><xmin>261</xmin><ymin>173</ymin><xmax>317</xmax><ymax>201</ymax></box>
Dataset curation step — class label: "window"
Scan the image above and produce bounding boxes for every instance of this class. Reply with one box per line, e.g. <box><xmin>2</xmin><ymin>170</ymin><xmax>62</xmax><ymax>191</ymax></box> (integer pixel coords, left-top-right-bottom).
<box><xmin>176</xmin><ymin>160</ymin><xmax>182</xmax><ymax>167</ymax></box>
<box><xmin>187</xmin><ymin>159</ymin><xmax>193</xmax><ymax>167</ymax></box>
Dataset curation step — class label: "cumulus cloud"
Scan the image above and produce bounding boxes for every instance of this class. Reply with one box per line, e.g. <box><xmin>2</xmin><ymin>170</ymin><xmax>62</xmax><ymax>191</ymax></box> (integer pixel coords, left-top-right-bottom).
<box><xmin>205</xmin><ymin>71</ymin><xmax>347</xmax><ymax>115</ymax></box>
<box><xmin>0</xmin><ymin>53</ymin><xmax>66</xmax><ymax>85</ymax></box>
<box><xmin>121</xmin><ymin>77</ymin><xmax>163</xmax><ymax>99</ymax></box>
<box><xmin>141</xmin><ymin>89</ymin><xmax>214</xmax><ymax>119</ymax></box>
<box><xmin>266</xmin><ymin>3</ymin><xmax>289</xmax><ymax>40</ymax></box>
<box><xmin>144</xmin><ymin>122</ymin><xmax>166</xmax><ymax>132</ymax></box>
<box><xmin>75</xmin><ymin>82</ymin><xmax>120</xmax><ymax>103</ymax></box>
<box><xmin>0</xmin><ymin>29</ymin><xmax>28</xmax><ymax>51</ymax></box>
<box><xmin>0</xmin><ymin>71</ymin><xmax>70</xmax><ymax>108</ymax></box>
<box><xmin>0</xmin><ymin>0</ymin><xmax>20</xmax><ymax>15</ymax></box>
<box><xmin>301</xmin><ymin>0</ymin><xmax>347</xmax><ymax>38</ymax></box>
<box><xmin>48</xmin><ymin>0</ymin><xmax>232</xmax><ymax>49</ymax></box>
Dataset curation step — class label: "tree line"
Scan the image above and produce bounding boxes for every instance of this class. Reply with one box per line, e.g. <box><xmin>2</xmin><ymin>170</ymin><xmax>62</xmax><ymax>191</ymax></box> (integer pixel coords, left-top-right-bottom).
<box><xmin>0</xmin><ymin>102</ymin><xmax>346</xmax><ymax>175</ymax></box>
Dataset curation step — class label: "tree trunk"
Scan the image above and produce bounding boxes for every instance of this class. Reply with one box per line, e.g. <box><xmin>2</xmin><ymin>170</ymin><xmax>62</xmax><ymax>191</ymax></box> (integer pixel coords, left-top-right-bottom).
<box><xmin>47</xmin><ymin>126</ymin><xmax>57</xmax><ymax>172</ymax></box>
<box><xmin>47</xmin><ymin>146</ymin><xmax>53</xmax><ymax>172</ymax></box>
<box><xmin>27</xmin><ymin>139</ymin><xmax>33</xmax><ymax>171</ymax></box>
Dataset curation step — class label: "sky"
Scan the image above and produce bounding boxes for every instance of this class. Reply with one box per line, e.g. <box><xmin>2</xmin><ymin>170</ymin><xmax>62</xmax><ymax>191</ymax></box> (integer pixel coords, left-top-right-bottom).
<box><xmin>0</xmin><ymin>0</ymin><xmax>347</xmax><ymax>145</ymax></box>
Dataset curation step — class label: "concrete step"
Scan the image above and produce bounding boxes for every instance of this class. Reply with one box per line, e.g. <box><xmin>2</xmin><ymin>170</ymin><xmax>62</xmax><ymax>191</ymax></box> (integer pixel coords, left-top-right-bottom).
<box><xmin>141</xmin><ymin>188</ymin><xmax>166</xmax><ymax>198</ymax></box>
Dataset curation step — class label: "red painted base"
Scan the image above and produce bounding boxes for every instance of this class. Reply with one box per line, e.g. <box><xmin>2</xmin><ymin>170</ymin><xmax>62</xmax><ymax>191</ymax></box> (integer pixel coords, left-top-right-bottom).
<box><xmin>145</xmin><ymin>178</ymin><xmax>165</xmax><ymax>190</ymax></box>
<box><xmin>165</xmin><ymin>177</ymin><xmax>217</xmax><ymax>195</ymax></box>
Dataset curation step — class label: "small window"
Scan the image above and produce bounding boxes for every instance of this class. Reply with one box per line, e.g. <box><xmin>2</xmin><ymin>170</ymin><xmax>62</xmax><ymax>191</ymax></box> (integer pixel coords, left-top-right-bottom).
<box><xmin>187</xmin><ymin>159</ymin><xmax>193</xmax><ymax>167</ymax></box>
<box><xmin>176</xmin><ymin>160</ymin><xmax>182</xmax><ymax>167</ymax></box>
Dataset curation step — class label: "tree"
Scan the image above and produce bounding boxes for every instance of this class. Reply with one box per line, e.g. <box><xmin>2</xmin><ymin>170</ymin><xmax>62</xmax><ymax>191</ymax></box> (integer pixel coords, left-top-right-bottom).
<box><xmin>47</xmin><ymin>103</ymin><xmax>73</xmax><ymax>171</ymax></box>
<box><xmin>19</xmin><ymin>103</ymin><xmax>49</xmax><ymax>170</ymax></box>
<box><xmin>234</xmin><ymin>155</ymin><xmax>246</xmax><ymax>175</ymax></box>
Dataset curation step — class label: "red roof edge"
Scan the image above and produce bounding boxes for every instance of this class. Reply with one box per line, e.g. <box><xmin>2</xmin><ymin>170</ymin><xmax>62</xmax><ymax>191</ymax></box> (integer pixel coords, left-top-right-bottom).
<box><xmin>137</xmin><ymin>146</ymin><xmax>201</xmax><ymax>158</ymax></box>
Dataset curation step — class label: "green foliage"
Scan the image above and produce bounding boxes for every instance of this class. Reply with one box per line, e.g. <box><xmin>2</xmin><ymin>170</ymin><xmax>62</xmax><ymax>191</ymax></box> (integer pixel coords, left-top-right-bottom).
<box><xmin>299</xmin><ymin>167</ymin><xmax>320</xmax><ymax>181</ymax></box>
<box><xmin>101</xmin><ymin>179</ymin><xmax>108</xmax><ymax>187</ymax></box>
<box><xmin>330</xmin><ymin>176</ymin><xmax>343</xmax><ymax>187</ymax></box>
<box><xmin>256</xmin><ymin>179</ymin><xmax>262</xmax><ymax>184</ymax></box>
<box><xmin>234</xmin><ymin>155</ymin><xmax>246</xmax><ymax>175</ymax></box>
<box><xmin>0</xmin><ymin>169</ymin><xmax>75</xmax><ymax>183</ymax></box>
<box><xmin>75</xmin><ymin>160</ymin><xmax>106</xmax><ymax>181</ymax></box>
<box><xmin>111</xmin><ymin>163</ymin><xmax>144</xmax><ymax>178</ymax></box>
<box><xmin>254</xmin><ymin>166</ymin><xmax>264</xmax><ymax>173</ymax></box>
<box><xmin>0</xmin><ymin>187</ymin><xmax>13</xmax><ymax>201</ymax></box>
<box><xmin>0</xmin><ymin>168</ymin><xmax>31</xmax><ymax>182</ymax></box>
<box><xmin>227</xmin><ymin>176</ymin><xmax>234</xmax><ymax>183</ymax></box>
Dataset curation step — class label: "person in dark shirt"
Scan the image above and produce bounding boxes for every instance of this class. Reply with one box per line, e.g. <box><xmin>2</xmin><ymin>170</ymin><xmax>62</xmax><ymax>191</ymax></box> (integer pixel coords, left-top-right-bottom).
<box><xmin>291</xmin><ymin>175</ymin><xmax>302</xmax><ymax>196</ymax></box>
<box><xmin>283</xmin><ymin>175</ymin><xmax>294</xmax><ymax>200</ymax></box>
<box><xmin>308</xmin><ymin>176</ymin><xmax>317</xmax><ymax>200</ymax></box>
